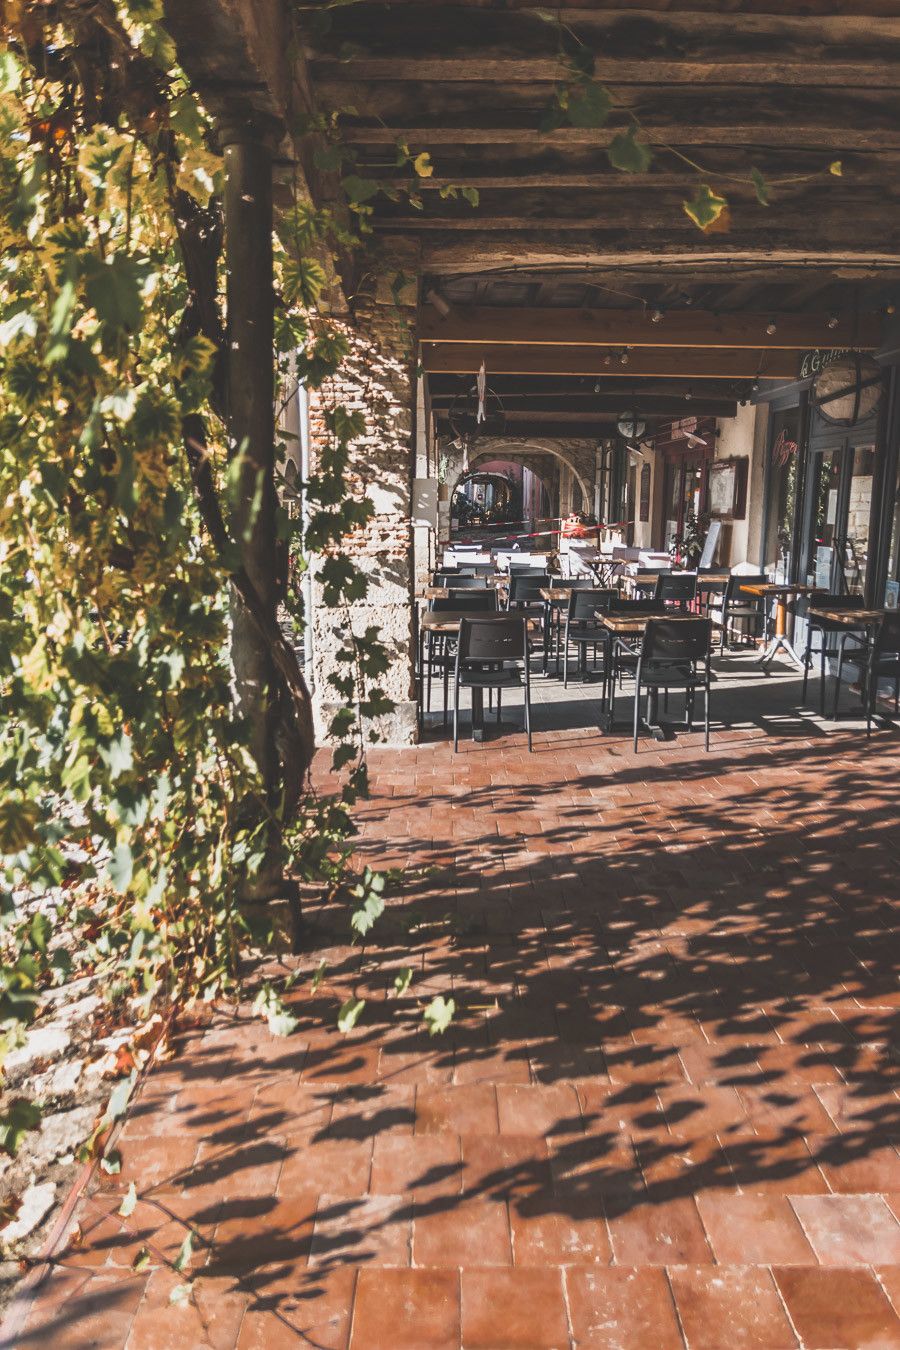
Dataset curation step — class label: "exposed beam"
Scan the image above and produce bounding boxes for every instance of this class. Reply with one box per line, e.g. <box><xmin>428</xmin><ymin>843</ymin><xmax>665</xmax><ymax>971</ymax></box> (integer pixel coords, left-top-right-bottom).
<box><xmin>419</xmin><ymin>308</ymin><xmax>879</xmax><ymax>351</ymax></box>
<box><xmin>422</xmin><ymin>344</ymin><xmax>799</xmax><ymax>378</ymax></box>
<box><xmin>419</xmin><ymin>239</ymin><xmax>900</xmax><ymax>275</ymax></box>
<box><xmin>430</xmin><ymin>393</ymin><xmax>740</xmax><ymax>417</ymax></box>
<box><xmin>344</xmin><ymin>124</ymin><xmax>900</xmax><ymax>150</ymax></box>
<box><xmin>314</xmin><ymin>57</ymin><xmax>900</xmax><ymax>89</ymax></box>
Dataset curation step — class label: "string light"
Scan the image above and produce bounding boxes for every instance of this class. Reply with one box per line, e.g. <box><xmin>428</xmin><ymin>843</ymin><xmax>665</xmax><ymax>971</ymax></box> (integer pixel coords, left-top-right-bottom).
<box><xmin>766</xmin><ymin>318</ymin><xmax>778</xmax><ymax>336</ymax></box>
<box><xmin>826</xmin><ymin>315</ymin><xmax>839</xmax><ymax>330</ymax></box>
<box><xmin>650</xmin><ymin>308</ymin><xmax>664</xmax><ymax>324</ymax></box>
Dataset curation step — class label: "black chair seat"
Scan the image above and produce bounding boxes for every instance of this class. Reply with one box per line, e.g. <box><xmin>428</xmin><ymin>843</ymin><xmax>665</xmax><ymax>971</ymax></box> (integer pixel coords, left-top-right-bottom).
<box><xmin>568</xmin><ymin>624</ymin><xmax>607</xmax><ymax>643</ymax></box>
<box><xmin>641</xmin><ymin>661</ymin><xmax>719</xmax><ymax>687</ymax></box>
<box><xmin>459</xmin><ymin>666</ymin><xmax>523</xmax><ymax>689</ymax></box>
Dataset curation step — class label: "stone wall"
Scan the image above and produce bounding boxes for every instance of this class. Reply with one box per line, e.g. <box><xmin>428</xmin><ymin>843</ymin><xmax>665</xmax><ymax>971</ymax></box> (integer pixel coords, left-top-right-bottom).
<box><xmin>307</xmin><ymin>267</ymin><xmax>419</xmax><ymax>745</ymax></box>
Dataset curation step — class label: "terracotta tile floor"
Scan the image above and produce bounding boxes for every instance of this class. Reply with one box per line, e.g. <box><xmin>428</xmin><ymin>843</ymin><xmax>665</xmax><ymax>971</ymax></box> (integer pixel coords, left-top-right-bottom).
<box><xmin>13</xmin><ymin>656</ymin><xmax>900</xmax><ymax>1347</ymax></box>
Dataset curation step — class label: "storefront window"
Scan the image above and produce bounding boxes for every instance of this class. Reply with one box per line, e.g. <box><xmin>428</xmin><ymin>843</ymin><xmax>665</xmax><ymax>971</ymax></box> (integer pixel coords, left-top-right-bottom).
<box><xmin>763</xmin><ymin>411</ymin><xmax>799</xmax><ymax>579</ymax></box>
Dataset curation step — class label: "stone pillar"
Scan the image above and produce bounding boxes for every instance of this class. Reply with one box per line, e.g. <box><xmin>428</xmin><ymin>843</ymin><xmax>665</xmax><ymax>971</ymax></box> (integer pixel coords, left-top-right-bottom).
<box><xmin>307</xmin><ymin>250</ymin><xmax>420</xmax><ymax>745</ymax></box>
<box><xmin>220</xmin><ymin>115</ymin><xmax>284</xmax><ymax>895</ymax></box>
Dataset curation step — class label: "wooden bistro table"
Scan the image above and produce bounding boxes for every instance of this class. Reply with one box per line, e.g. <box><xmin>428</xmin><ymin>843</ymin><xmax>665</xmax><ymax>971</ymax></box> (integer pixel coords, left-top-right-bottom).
<box><xmin>739</xmin><ymin>582</ymin><xmax>819</xmax><ymax>671</ymax></box>
<box><xmin>418</xmin><ymin>609</ymin><xmax>541</xmax><ymax>740</ymax></box>
<box><xmin>539</xmin><ymin>584</ymin><xmax>577</xmax><ymax>674</ymax></box>
<box><xmin>806</xmin><ymin>605</ymin><xmax>888</xmax><ymax>718</ymax></box>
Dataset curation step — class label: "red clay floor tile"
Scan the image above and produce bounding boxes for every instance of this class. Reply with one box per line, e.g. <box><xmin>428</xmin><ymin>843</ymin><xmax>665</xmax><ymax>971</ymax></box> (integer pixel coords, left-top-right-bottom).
<box><xmin>695</xmin><ymin>1192</ymin><xmax>816</xmax><ymax>1265</ymax></box>
<box><xmin>790</xmin><ymin>1193</ymin><xmax>900</xmax><ymax>1266</ymax></box>
<box><xmin>564</xmin><ymin>1267</ymin><xmax>683</xmax><ymax>1350</ymax></box>
<box><xmin>668</xmin><ymin>1265</ymin><xmax>798</xmax><ymax>1349</ymax></box>
<box><xmin>773</xmin><ymin>1265</ymin><xmax>900</xmax><ymax>1349</ymax></box>
<box><xmin>350</xmin><ymin>1267</ymin><xmax>460</xmax><ymax>1349</ymax></box>
<box><xmin>461</xmin><ymin>1267</ymin><xmax>570</xmax><ymax>1348</ymax></box>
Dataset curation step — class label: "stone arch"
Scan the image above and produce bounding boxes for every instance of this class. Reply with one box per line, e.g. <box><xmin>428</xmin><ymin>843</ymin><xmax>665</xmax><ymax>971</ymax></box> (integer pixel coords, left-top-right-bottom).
<box><xmin>447</xmin><ymin>438</ymin><xmax>593</xmax><ymax>509</ymax></box>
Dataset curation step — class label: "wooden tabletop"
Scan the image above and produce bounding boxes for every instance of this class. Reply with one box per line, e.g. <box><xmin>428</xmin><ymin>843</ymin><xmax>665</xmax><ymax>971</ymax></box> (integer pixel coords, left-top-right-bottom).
<box><xmin>739</xmin><ymin>583</ymin><xmax>819</xmax><ymax>597</ymax></box>
<box><xmin>420</xmin><ymin>610</ymin><xmax>541</xmax><ymax>634</ymax></box>
<box><xmin>600</xmin><ymin>610</ymin><xmax>670</xmax><ymax>634</ymax></box>
<box><xmin>540</xmin><ymin>587</ymin><xmax>575</xmax><ymax>603</ymax></box>
<box><xmin>807</xmin><ymin>606</ymin><xmax>888</xmax><ymax>626</ymax></box>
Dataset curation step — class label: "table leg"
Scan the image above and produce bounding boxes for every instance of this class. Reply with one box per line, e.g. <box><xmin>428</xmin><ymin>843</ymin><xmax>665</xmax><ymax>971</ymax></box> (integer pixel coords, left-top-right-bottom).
<box><xmin>756</xmin><ymin>596</ymin><xmax>807</xmax><ymax>670</ymax></box>
<box><xmin>472</xmin><ymin>686</ymin><xmax>485</xmax><ymax>741</ymax></box>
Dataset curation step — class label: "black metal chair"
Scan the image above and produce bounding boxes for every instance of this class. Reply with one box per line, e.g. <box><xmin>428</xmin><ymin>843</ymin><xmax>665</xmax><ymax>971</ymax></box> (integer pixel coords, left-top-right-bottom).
<box><xmin>433</xmin><ymin>573</ymin><xmax>487</xmax><ymax>589</ymax></box>
<box><xmin>709</xmin><ymin>573</ymin><xmax>768</xmax><ymax>652</ymax></box>
<box><xmin>626</xmin><ymin>617</ymin><xmax>714</xmax><ymax>752</ymax></box>
<box><xmin>604</xmin><ymin>598</ymin><xmax>666</xmax><ymax>716</ymax></box>
<box><xmin>507</xmin><ymin>573</ymin><xmax>550</xmax><ymax>612</ymax></box>
<box><xmin>655</xmin><ymin>571</ymin><xmax>698</xmax><ymax>612</ymax></box>
<box><xmin>453</xmin><ymin>615</ymin><xmax>532</xmax><ymax>751</ymax></box>
<box><xmin>697</xmin><ymin>569</ymin><xmax>727</xmax><ymax>617</ymax></box>
<box><xmin>631</xmin><ymin>567</ymin><xmax>668</xmax><ymax>599</ymax></box>
<box><xmin>561</xmin><ymin>589</ymin><xmax>617</xmax><ymax>694</ymax></box>
<box><xmin>456</xmin><ymin>562</ymin><xmax>496</xmax><ymax>578</ymax></box>
<box><xmin>423</xmin><ymin>591</ymin><xmax>498</xmax><ymax>723</ymax></box>
<box><xmin>865</xmin><ymin>612</ymin><xmax>900</xmax><ymax>736</ymax></box>
<box><xmin>800</xmin><ymin>593</ymin><xmax>868</xmax><ymax>717</ymax></box>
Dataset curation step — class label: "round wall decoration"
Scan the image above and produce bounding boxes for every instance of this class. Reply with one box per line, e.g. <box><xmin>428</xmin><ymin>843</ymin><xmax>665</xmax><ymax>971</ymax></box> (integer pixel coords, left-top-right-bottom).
<box><xmin>813</xmin><ymin>354</ymin><xmax>882</xmax><ymax>427</ymax></box>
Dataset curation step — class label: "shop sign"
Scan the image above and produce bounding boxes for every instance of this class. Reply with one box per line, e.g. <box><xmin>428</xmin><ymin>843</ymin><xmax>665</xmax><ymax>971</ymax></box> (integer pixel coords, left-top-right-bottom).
<box><xmin>799</xmin><ymin>347</ymin><xmax>854</xmax><ymax>380</ymax></box>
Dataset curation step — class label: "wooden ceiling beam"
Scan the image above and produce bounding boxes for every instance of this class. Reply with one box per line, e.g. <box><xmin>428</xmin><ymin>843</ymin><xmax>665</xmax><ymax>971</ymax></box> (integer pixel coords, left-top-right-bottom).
<box><xmin>419</xmin><ymin>308</ymin><xmax>880</xmax><ymax>350</ymax></box>
<box><xmin>344</xmin><ymin>124</ymin><xmax>900</xmax><ymax>150</ymax></box>
<box><xmin>418</xmin><ymin>238</ymin><xmax>900</xmax><ymax>275</ymax></box>
<box><xmin>422</xmin><ymin>344</ymin><xmax>799</xmax><ymax>378</ymax></box>
<box><xmin>314</xmin><ymin>56</ymin><xmax>900</xmax><ymax>89</ymax></box>
<box><xmin>433</xmin><ymin>398</ymin><xmax>739</xmax><ymax>419</ymax></box>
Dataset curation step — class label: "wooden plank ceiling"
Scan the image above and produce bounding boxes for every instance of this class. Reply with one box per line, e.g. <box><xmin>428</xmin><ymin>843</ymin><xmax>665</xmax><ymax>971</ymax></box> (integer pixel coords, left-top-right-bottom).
<box><xmin>301</xmin><ymin>0</ymin><xmax>900</xmax><ymax>440</ymax></box>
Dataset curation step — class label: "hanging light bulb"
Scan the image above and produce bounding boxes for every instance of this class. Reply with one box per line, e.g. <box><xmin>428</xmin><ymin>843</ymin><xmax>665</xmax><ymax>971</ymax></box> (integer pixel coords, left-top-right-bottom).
<box><xmin>620</xmin><ymin>348</ymin><xmax>630</xmax><ymax>367</ymax></box>
<box><xmin>603</xmin><ymin>353</ymin><xmax>612</xmax><ymax>367</ymax></box>
<box><xmin>650</xmin><ymin>307</ymin><xmax>664</xmax><ymax>324</ymax></box>
<box><xmin>684</xmin><ymin>387</ymin><xmax>693</xmax><ymax>401</ymax></box>
<box><xmin>766</xmin><ymin>318</ymin><xmax>778</xmax><ymax>336</ymax></box>
<box><xmin>826</xmin><ymin>314</ymin><xmax>839</xmax><ymax>330</ymax></box>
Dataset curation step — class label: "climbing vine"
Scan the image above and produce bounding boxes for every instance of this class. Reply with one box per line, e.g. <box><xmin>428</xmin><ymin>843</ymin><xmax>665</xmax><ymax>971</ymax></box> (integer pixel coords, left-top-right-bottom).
<box><xmin>531</xmin><ymin>6</ymin><xmax>842</xmax><ymax>231</ymax></box>
<box><xmin>0</xmin><ymin>0</ymin><xmax>447</xmax><ymax>1160</ymax></box>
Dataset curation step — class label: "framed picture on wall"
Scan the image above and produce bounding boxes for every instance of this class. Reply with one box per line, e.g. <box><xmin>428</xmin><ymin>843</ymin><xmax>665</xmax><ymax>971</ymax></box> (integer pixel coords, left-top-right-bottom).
<box><xmin>708</xmin><ymin>456</ymin><xmax>748</xmax><ymax>519</ymax></box>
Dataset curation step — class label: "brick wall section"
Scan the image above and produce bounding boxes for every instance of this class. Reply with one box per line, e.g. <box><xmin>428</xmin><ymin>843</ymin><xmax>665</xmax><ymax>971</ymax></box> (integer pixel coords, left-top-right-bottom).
<box><xmin>307</xmin><ymin>283</ymin><xmax>418</xmax><ymax>745</ymax></box>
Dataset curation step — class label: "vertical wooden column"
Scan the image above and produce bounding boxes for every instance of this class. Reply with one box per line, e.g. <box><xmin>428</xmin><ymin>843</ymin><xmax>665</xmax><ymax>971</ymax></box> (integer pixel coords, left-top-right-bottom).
<box><xmin>220</xmin><ymin>115</ymin><xmax>283</xmax><ymax>898</ymax></box>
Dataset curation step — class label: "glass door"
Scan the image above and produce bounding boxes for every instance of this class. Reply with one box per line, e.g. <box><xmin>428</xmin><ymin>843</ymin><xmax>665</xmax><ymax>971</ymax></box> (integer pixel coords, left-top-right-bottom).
<box><xmin>804</xmin><ymin>440</ymin><xmax>874</xmax><ymax>594</ymax></box>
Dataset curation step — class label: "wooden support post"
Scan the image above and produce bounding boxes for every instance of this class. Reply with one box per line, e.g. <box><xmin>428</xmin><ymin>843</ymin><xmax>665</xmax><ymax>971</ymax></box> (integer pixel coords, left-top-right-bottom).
<box><xmin>220</xmin><ymin>115</ymin><xmax>285</xmax><ymax>905</ymax></box>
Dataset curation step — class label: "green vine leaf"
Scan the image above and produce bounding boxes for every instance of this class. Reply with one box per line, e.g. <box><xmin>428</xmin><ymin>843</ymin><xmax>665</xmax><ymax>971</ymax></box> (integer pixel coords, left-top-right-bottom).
<box><xmin>337</xmin><ymin>996</ymin><xmax>366</xmax><ymax>1033</ymax></box>
<box><xmin>118</xmin><ymin>1182</ymin><xmax>138</xmax><ymax>1218</ymax></box>
<box><xmin>566</xmin><ymin>83</ymin><xmax>612</xmax><ymax>129</ymax></box>
<box><xmin>0</xmin><ymin>1100</ymin><xmax>42</xmax><ymax>1157</ymax></box>
<box><xmin>683</xmin><ymin>183</ymin><xmax>729</xmax><ymax>231</ymax></box>
<box><xmin>607</xmin><ymin>128</ymin><xmax>652</xmax><ymax>174</ymax></box>
<box><xmin>750</xmin><ymin>168</ymin><xmax>770</xmax><ymax>206</ymax></box>
<box><xmin>829</xmin><ymin>160</ymin><xmax>843</xmax><ymax>176</ymax></box>
<box><xmin>423</xmin><ymin>995</ymin><xmax>455</xmax><ymax>1036</ymax></box>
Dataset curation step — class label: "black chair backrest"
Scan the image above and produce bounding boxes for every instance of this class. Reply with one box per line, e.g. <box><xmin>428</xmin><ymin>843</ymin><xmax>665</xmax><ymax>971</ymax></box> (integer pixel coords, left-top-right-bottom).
<box><xmin>437</xmin><ymin>572</ymin><xmax>485</xmax><ymax>588</ymax></box>
<box><xmin>609</xmin><ymin>596</ymin><xmax>659</xmax><ymax>614</ymax></box>
<box><xmin>642</xmin><ymin>617</ymin><xmax>712</xmax><ymax>663</ymax></box>
<box><xmin>814</xmin><ymin>592</ymin><xmax>866</xmax><ymax>611</ymax></box>
<box><xmin>656</xmin><ymin>572</ymin><xmax>698</xmax><ymax>604</ymax></box>
<box><xmin>568</xmin><ymin>588</ymin><xmax>617</xmax><ymax>622</ymax></box>
<box><xmin>432</xmin><ymin>591</ymin><xmax>497</xmax><ymax>613</ymax></box>
<box><xmin>566</xmin><ymin>577</ymin><xmax>596</xmax><ymax>590</ymax></box>
<box><xmin>457</xmin><ymin>563</ymin><xmax>496</xmax><ymax>577</ymax></box>
<box><xmin>726</xmin><ymin>573</ymin><xmax>768</xmax><ymax>600</ymax></box>
<box><xmin>874</xmin><ymin>611</ymin><xmax>900</xmax><ymax>655</ymax></box>
<box><xmin>508</xmin><ymin>568</ymin><xmax>549</xmax><ymax>582</ymax></box>
<box><xmin>433</xmin><ymin>571</ymin><xmax>461</xmax><ymax>586</ymax></box>
<box><xmin>509</xmin><ymin>573</ymin><xmax>550</xmax><ymax>604</ymax></box>
<box><xmin>458</xmin><ymin>615</ymin><xmax>527</xmax><ymax>664</ymax></box>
